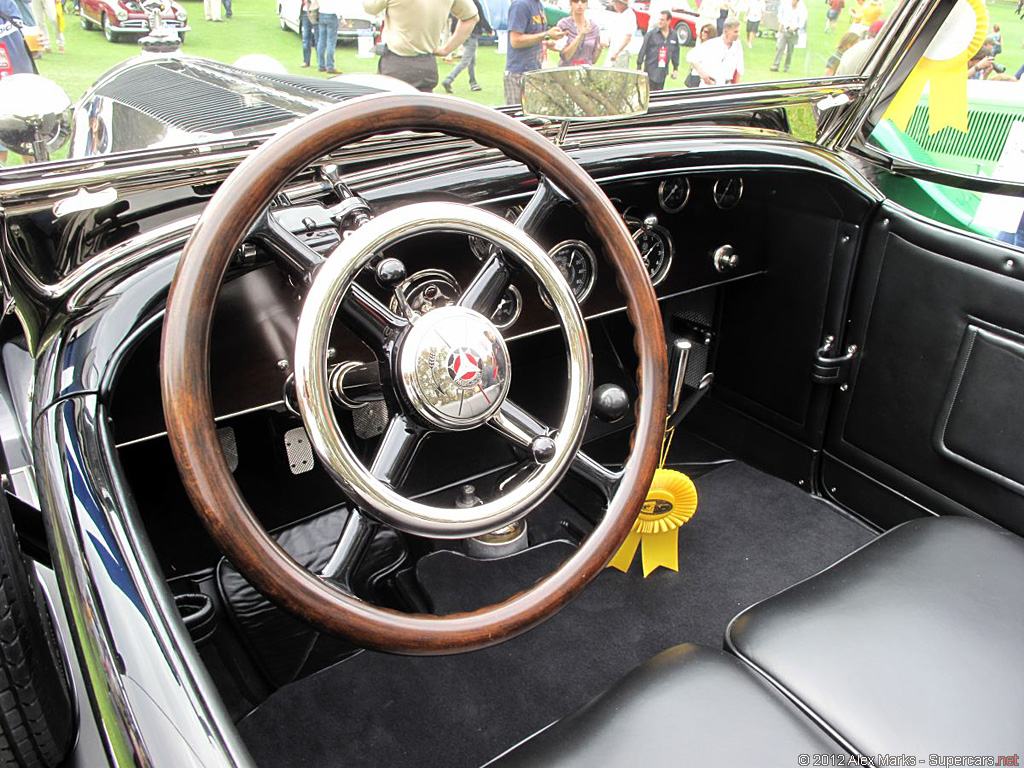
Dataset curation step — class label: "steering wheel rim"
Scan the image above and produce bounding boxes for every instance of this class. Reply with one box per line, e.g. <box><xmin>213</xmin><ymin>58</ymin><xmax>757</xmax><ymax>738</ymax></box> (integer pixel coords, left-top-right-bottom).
<box><xmin>161</xmin><ymin>93</ymin><xmax>667</xmax><ymax>655</ymax></box>
<box><xmin>295</xmin><ymin>201</ymin><xmax>592</xmax><ymax>538</ymax></box>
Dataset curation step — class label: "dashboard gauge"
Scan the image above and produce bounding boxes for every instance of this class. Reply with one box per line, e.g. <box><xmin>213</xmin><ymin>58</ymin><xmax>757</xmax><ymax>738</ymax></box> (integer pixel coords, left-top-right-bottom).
<box><xmin>712</xmin><ymin>177</ymin><xmax>744</xmax><ymax>210</ymax></box>
<box><xmin>389</xmin><ymin>269</ymin><xmax>460</xmax><ymax>318</ymax></box>
<box><xmin>541</xmin><ymin>239</ymin><xmax>598</xmax><ymax>308</ymax></box>
<box><xmin>490</xmin><ymin>285</ymin><xmax>523</xmax><ymax>330</ymax></box>
<box><xmin>468</xmin><ymin>205</ymin><xmax>525</xmax><ymax>258</ymax></box>
<box><xmin>658</xmin><ymin>177</ymin><xmax>691</xmax><ymax>213</ymax></box>
<box><xmin>631</xmin><ymin>224</ymin><xmax>674</xmax><ymax>286</ymax></box>
<box><xmin>468</xmin><ymin>234</ymin><xmax>497</xmax><ymax>261</ymax></box>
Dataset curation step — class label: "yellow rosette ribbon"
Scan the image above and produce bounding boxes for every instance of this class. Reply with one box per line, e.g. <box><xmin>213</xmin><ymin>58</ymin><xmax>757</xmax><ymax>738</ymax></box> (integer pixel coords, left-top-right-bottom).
<box><xmin>608</xmin><ymin>428</ymin><xmax>698</xmax><ymax>577</ymax></box>
<box><xmin>882</xmin><ymin>0</ymin><xmax>988</xmax><ymax>135</ymax></box>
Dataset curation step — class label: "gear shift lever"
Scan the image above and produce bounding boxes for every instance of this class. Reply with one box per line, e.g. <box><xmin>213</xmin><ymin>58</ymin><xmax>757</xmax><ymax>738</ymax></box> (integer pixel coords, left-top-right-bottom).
<box><xmin>666</xmin><ymin>337</ymin><xmax>713</xmax><ymax>430</ymax></box>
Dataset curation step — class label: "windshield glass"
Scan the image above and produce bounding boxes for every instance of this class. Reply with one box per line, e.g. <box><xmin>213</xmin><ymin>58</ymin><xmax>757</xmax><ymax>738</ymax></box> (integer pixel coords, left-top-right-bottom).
<box><xmin>0</xmin><ymin>0</ymin><xmax>911</xmax><ymax>170</ymax></box>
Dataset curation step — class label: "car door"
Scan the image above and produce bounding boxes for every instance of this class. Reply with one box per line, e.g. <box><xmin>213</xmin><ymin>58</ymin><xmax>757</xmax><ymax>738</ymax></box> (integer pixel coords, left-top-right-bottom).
<box><xmin>816</xmin><ymin>0</ymin><xmax>1024</xmax><ymax>535</ymax></box>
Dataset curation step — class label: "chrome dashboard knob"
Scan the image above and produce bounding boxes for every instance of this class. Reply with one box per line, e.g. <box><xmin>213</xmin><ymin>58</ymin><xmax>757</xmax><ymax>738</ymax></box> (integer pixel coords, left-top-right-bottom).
<box><xmin>713</xmin><ymin>244</ymin><xmax>739</xmax><ymax>273</ymax></box>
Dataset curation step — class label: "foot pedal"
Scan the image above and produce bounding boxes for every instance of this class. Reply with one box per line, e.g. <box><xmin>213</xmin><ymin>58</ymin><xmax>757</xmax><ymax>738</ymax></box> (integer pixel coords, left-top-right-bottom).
<box><xmin>284</xmin><ymin>427</ymin><xmax>315</xmax><ymax>475</ymax></box>
<box><xmin>352</xmin><ymin>400</ymin><xmax>389</xmax><ymax>440</ymax></box>
<box><xmin>217</xmin><ymin>427</ymin><xmax>239</xmax><ymax>472</ymax></box>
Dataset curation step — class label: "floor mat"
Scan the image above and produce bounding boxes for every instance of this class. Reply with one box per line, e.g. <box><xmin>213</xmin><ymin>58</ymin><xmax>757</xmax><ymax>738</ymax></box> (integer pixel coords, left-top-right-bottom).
<box><xmin>238</xmin><ymin>463</ymin><xmax>874</xmax><ymax>768</ymax></box>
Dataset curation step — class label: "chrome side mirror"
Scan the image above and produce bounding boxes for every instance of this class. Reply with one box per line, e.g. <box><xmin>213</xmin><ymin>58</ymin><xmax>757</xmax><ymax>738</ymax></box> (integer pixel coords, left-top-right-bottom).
<box><xmin>521</xmin><ymin>67</ymin><xmax>650</xmax><ymax>121</ymax></box>
<box><xmin>0</xmin><ymin>74</ymin><xmax>71</xmax><ymax>162</ymax></box>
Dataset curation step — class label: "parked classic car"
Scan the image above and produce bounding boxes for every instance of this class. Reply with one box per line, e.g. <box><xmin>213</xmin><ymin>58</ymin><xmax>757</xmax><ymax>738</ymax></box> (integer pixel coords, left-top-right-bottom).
<box><xmin>0</xmin><ymin>0</ymin><xmax>1022</xmax><ymax>765</ymax></box>
<box><xmin>79</xmin><ymin>0</ymin><xmax>189</xmax><ymax>43</ymax></box>
<box><xmin>276</xmin><ymin>0</ymin><xmax>381</xmax><ymax>42</ymax></box>
<box><xmin>631</xmin><ymin>1</ymin><xmax>698</xmax><ymax>44</ymax></box>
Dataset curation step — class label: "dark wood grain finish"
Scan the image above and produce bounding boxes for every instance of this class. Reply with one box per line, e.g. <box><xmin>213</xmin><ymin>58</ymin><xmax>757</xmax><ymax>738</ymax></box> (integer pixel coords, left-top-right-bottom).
<box><xmin>161</xmin><ymin>94</ymin><xmax>667</xmax><ymax>655</ymax></box>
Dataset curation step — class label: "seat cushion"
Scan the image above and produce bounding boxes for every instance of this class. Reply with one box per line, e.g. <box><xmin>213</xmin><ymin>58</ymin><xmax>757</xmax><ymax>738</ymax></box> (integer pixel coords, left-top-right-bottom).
<box><xmin>487</xmin><ymin>644</ymin><xmax>842</xmax><ymax>767</ymax></box>
<box><xmin>727</xmin><ymin>516</ymin><xmax>1024</xmax><ymax>756</ymax></box>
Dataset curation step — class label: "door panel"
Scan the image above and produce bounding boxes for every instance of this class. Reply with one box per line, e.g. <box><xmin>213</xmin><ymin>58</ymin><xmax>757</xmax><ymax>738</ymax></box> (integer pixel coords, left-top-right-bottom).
<box><xmin>823</xmin><ymin>202</ymin><xmax>1024</xmax><ymax>535</ymax></box>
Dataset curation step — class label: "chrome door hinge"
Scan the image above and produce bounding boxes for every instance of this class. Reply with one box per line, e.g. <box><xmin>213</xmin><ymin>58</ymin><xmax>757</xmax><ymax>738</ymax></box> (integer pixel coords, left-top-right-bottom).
<box><xmin>813</xmin><ymin>335</ymin><xmax>858</xmax><ymax>386</ymax></box>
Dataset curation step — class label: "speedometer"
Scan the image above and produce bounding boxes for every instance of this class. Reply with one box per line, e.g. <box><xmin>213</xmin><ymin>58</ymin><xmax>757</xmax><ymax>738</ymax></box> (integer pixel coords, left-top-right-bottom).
<box><xmin>631</xmin><ymin>225</ymin><xmax>674</xmax><ymax>286</ymax></box>
<box><xmin>541</xmin><ymin>239</ymin><xmax>597</xmax><ymax>308</ymax></box>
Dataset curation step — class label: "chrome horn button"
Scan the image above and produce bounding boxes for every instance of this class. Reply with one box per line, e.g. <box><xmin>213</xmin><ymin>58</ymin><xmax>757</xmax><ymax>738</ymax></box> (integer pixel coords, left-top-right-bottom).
<box><xmin>400</xmin><ymin>305</ymin><xmax>511</xmax><ymax>430</ymax></box>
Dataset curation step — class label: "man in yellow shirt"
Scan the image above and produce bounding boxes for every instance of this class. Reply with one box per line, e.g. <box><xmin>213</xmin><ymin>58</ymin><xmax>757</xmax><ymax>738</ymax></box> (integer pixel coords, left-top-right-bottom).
<box><xmin>363</xmin><ymin>0</ymin><xmax>479</xmax><ymax>92</ymax></box>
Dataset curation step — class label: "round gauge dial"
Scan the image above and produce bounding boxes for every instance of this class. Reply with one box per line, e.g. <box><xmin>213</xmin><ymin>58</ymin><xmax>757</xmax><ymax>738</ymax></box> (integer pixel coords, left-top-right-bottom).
<box><xmin>658</xmin><ymin>177</ymin><xmax>691</xmax><ymax>213</ymax></box>
<box><xmin>541</xmin><ymin>239</ymin><xmax>598</xmax><ymax>308</ymax></box>
<box><xmin>712</xmin><ymin>177</ymin><xmax>744</xmax><ymax>210</ymax></box>
<box><xmin>490</xmin><ymin>285</ymin><xmax>522</xmax><ymax>330</ymax></box>
<box><xmin>469</xmin><ymin>205</ymin><xmax>525</xmax><ymax>259</ymax></box>
<box><xmin>631</xmin><ymin>225</ymin><xmax>674</xmax><ymax>285</ymax></box>
<box><xmin>388</xmin><ymin>269</ymin><xmax>461</xmax><ymax>317</ymax></box>
<box><xmin>468</xmin><ymin>234</ymin><xmax>497</xmax><ymax>261</ymax></box>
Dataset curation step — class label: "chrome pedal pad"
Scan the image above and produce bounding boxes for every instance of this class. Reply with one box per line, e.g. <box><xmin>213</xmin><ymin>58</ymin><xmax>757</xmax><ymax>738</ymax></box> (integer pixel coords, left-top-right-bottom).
<box><xmin>352</xmin><ymin>400</ymin><xmax>389</xmax><ymax>439</ymax></box>
<box><xmin>284</xmin><ymin>427</ymin><xmax>315</xmax><ymax>475</ymax></box>
<box><xmin>217</xmin><ymin>427</ymin><xmax>239</xmax><ymax>472</ymax></box>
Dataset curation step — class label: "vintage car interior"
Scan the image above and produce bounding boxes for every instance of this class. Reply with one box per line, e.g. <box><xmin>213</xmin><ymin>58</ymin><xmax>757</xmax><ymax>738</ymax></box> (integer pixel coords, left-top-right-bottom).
<box><xmin>0</xmin><ymin>3</ymin><xmax>1023</xmax><ymax>764</ymax></box>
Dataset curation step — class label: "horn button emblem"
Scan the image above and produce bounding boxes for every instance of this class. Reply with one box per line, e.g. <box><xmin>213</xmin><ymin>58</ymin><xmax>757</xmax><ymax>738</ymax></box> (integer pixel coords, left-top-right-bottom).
<box><xmin>399</xmin><ymin>306</ymin><xmax>511</xmax><ymax>430</ymax></box>
<box><xmin>447</xmin><ymin>348</ymin><xmax>482</xmax><ymax>387</ymax></box>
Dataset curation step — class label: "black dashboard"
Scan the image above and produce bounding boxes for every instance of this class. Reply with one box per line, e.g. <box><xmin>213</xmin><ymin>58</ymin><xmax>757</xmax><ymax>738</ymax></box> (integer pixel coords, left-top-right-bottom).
<box><xmin>110</xmin><ymin>170</ymin><xmax>768</xmax><ymax>446</ymax></box>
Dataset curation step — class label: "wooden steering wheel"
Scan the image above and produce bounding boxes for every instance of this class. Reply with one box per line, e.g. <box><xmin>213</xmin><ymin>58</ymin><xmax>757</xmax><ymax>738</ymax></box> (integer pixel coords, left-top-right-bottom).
<box><xmin>161</xmin><ymin>94</ymin><xmax>667</xmax><ymax>655</ymax></box>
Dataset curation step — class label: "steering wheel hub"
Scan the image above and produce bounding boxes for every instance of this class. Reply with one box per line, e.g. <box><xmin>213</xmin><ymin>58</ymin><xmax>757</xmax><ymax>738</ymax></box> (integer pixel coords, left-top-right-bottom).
<box><xmin>400</xmin><ymin>306</ymin><xmax>510</xmax><ymax>430</ymax></box>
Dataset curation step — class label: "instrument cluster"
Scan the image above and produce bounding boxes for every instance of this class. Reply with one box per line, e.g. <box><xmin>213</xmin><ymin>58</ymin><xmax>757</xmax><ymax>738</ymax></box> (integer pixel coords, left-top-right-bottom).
<box><xmin>452</xmin><ymin>174</ymin><xmax>743</xmax><ymax>332</ymax></box>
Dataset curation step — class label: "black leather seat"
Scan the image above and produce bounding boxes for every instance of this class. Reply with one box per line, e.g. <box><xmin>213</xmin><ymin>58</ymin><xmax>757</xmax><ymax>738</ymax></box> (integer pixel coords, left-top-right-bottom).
<box><xmin>728</xmin><ymin>516</ymin><xmax>1024</xmax><ymax>756</ymax></box>
<box><xmin>487</xmin><ymin>644</ymin><xmax>843</xmax><ymax>767</ymax></box>
<box><xmin>491</xmin><ymin>517</ymin><xmax>1024</xmax><ymax>766</ymax></box>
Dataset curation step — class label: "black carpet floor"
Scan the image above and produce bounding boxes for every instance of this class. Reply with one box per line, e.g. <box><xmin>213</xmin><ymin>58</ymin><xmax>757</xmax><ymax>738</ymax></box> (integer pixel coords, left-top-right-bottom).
<box><xmin>238</xmin><ymin>463</ymin><xmax>874</xmax><ymax>768</ymax></box>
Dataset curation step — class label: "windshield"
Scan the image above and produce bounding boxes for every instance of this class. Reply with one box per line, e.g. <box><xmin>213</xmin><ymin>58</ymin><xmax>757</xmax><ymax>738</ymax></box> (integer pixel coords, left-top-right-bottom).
<box><xmin>0</xmin><ymin>0</ymin><xmax>914</xmax><ymax>170</ymax></box>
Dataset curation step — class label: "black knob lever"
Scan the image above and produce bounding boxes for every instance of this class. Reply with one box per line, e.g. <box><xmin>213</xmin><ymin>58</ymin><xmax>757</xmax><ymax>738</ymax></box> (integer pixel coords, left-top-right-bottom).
<box><xmin>593</xmin><ymin>383</ymin><xmax>630</xmax><ymax>423</ymax></box>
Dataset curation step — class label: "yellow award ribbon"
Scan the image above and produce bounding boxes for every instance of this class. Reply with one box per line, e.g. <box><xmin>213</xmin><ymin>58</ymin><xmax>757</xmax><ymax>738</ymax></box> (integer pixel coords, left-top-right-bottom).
<box><xmin>608</xmin><ymin>427</ymin><xmax>698</xmax><ymax>577</ymax></box>
<box><xmin>882</xmin><ymin>0</ymin><xmax>988</xmax><ymax>135</ymax></box>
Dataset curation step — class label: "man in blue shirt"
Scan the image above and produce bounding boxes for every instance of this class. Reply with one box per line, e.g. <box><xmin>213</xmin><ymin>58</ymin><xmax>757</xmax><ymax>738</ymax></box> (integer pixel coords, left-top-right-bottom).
<box><xmin>504</xmin><ymin>0</ymin><xmax>564</xmax><ymax>105</ymax></box>
<box><xmin>0</xmin><ymin>0</ymin><xmax>33</xmax><ymax>81</ymax></box>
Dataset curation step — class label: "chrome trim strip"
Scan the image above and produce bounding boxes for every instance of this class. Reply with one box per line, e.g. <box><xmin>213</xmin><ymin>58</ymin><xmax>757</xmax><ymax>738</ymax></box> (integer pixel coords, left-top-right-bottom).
<box><xmin>0</xmin><ymin>77</ymin><xmax>863</xmax><ymax>211</ymax></box>
<box><xmin>14</xmin><ymin>215</ymin><xmax>200</xmax><ymax>303</ymax></box>
<box><xmin>34</xmin><ymin>396</ymin><xmax>253</xmax><ymax>768</ymax></box>
<box><xmin>853</xmin><ymin>143</ymin><xmax>1024</xmax><ymax>197</ymax></box>
<box><xmin>115</xmin><ymin>399</ymin><xmax>288</xmax><ymax>448</ymax></box>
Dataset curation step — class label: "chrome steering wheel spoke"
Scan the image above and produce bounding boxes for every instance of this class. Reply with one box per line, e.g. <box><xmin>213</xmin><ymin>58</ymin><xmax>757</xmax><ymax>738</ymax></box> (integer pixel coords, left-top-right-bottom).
<box><xmin>369</xmin><ymin>414</ymin><xmax>428</xmax><ymax>489</ymax></box>
<box><xmin>515</xmin><ymin>176</ymin><xmax>570</xmax><ymax>234</ymax></box>
<box><xmin>458</xmin><ymin>253</ymin><xmax>513</xmax><ymax>318</ymax></box>
<box><xmin>252</xmin><ymin>209</ymin><xmax>325</xmax><ymax>281</ymax></box>
<box><xmin>254</xmin><ymin>211</ymin><xmax>406</xmax><ymax>349</ymax></box>
<box><xmin>490</xmin><ymin>400</ymin><xmax>622</xmax><ymax>502</ymax></box>
<box><xmin>337</xmin><ymin>285</ymin><xmax>407</xmax><ymax>350</ymax></box>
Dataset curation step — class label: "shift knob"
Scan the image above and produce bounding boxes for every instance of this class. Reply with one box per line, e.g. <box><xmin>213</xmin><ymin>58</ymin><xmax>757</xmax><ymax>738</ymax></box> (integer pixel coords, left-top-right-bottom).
<box><xmin>593</xmin><ymin>384</ymin><xmax>629</xmax><ymax>423</ymax></box>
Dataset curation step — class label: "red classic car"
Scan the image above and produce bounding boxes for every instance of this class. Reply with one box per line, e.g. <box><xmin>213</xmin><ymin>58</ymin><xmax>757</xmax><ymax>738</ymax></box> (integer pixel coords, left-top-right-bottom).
<box><xmin>80</xmin><ymin>0</ymin><xmax>189</xmax><ymax>42</ymax></box>
<box><xmin>631</xmin><ymin>1</ymin><xmax>699</xmax><ymax>45</ymax></box>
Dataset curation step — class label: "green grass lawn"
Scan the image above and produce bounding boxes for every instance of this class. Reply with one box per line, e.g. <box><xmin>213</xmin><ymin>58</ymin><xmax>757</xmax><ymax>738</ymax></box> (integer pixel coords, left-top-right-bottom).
<box><xmin>2</xmin><ymin>0</ymin><xmax>1017</xmax><ymax>166</ymax></box>
<box><xmin>35</xmin><ymin>0</ymin><xmax>1023</xmax><ymax>106</ymax></box>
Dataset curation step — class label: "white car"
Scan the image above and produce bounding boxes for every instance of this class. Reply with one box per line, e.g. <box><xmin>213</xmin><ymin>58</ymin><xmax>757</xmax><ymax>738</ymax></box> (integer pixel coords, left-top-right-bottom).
<box><xmin>277</xmin><ymin>0</ymin><xmax>381</xmax><ymax>40</ymax></box>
